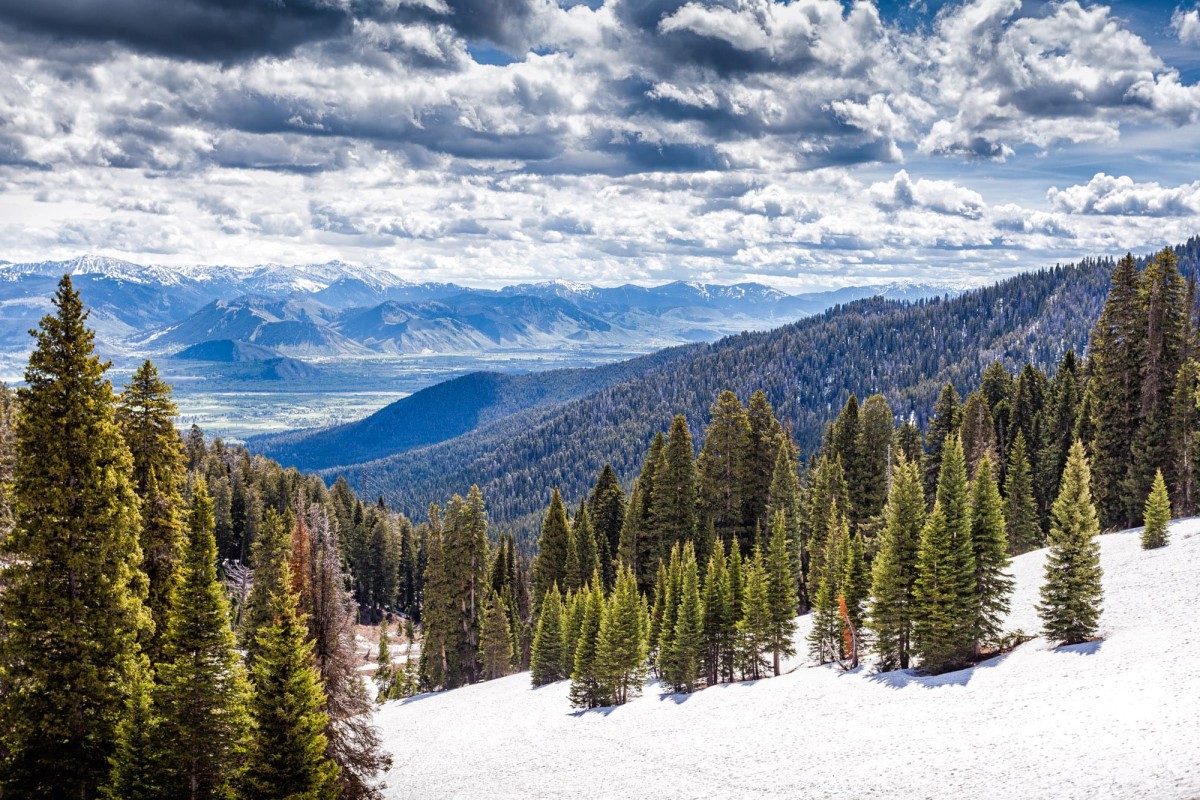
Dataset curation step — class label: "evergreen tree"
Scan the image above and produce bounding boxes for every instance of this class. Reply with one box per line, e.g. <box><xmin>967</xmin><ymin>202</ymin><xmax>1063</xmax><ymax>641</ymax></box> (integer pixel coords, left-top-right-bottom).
<box><xmin>646</xmin><ymin>559</ymin><xmax>669</xmax><ymax>666</ymax></box>
<box><xmin>0</xmin><ymin>277</ymin><xmax>150</xmax><ymax>797</ymax></box>
<box><xmin>911</xmin><ymin>504</ymin><xmax>959</xmax><ymax>672</ymax></box>
<box><xmin>1003</xmin><ymin>431</ymin><xmax>1042</xmax><ymax>555</ymax></box>
<box><xmin>118</xmin><ymin>359</ymin><xmax>187</xmax><ymax>660</ymax></box>
<box><xmin>570</xmin><ymin>501</ymin><xmax>598</xmax><ymax>591</ymax></box>
<box><xmin>1141</xmin><ymin>469</ymin><xmax>1171</xmax><ymax>550</ymax></box>
<box><xmin>959</xmin><ymin>390</ymin><xmax>997</xmax><ymax>480</ymax></box>
<box><xmin>595</xmin><ymin>565</ymin><xmax>648</xmax><ymax>705</ymax></box>
<box><xmin>697</xmin><ymin>391</ymin><xmax>751</xmax><ymax>548</ymax></box>
<box><xmin>743</xmin><ymin>391</ymin><xmax>787</xmax><ymax>539</ymax></box>
<box><xmin>1038</xmin><ymin>441</ymin><xmax>1104</xmax><ymax>645</ymax></box>
<box><xmin>804</xmin><ymin>455</ymin><xmax>849</xmax><ymax>604</ymax></box>
<box><xmin>105</xmin><ymin>663</ymin><xmax>158</xmax><ymax>800</ymax></box>
<box><xmin>649</xmin><ymin>415</ymin><xmax>699</xmax><ymax>560</ymax></box>
<box><xmin>980</xmin><ymin>361</ymin><xmax>1015</xmax><ymax>458</ymax></box>
<box><xmin>807</xmin><ymin>504</ymin><xmax>847</xmax><ymax>666</ymax></box>
<box><xmin>721</xmin><ymin>537</ymin><xmax>745</xmax><ymax>682</ymax></box>
<box><xmin>840</xmin><ymin>531</ymin><xmax>868</xmax><ymax>635</ymax></box>
<box><xmin>661</xmin><ymin>544</ymin><xmax>704</xmax><ymax>693</ymax></box>
<box><xmin>588</xmin><ymin>464</ymin><xmax>626</xmax><ymax>589</ymax></box>
<box><xmin>655</xmin><ymin>544</ymin><xmax>684</xmax><ymax>676</ymax></box>
<box><xmin>968</xmin><ymin>456</ymin><xmax>1013</xmax><ymax>653</ymax></box>
<box><xmin>895</xmin><ymin>417</ymin><xmax>923</xmax><ymax>466</ymax></box>
<box><xmin>1038</xmin><ymin>350</ymin><xmax>1083</xmax><ymax>511</ymax></box>
<box><xmin>766</xmin><ymin>441</ymin><xmax>803</xmax><ymax>608</ymax></box>
<box><xmin>242</xmin><ymin>561</ymin><xmax>340</xmax><ymax>800</ymax></box>
<box><xmin>925</xmin><ymin>383</ymin><xmax>962</xmax><ymax>498</ymax></box>
<box><xmin>616</xmin><ymin>480</ymin><xmax>643</xmax><ymax>583</ymax></box>
<box><xmin>479</xmin><ymin>593</ymin><xmax>514</xmax><ymax>680</ymax></box>
<box><xmin>701</xmin><ymin>544</ymin><xmax>729</xmax><ymax>686</ymax></box>
<box><xmin>152</xmin><ymin>478</ymin><xmax>251</xmax><ymax>799</ymax></box>
<box><xmin>531</xmin><ymin>583</ymin><xmax>567</xmax><ymax>686</ymax></box>
<box><xmin>936</xmin><ymin>435</ymin><xmax>976</xmax><ymax>657</ymax></box>
<box><xmin>738</xmin><ymin>551</ymin><xmax>772</xmax><ymax>679</ymax></box>
<box><xmin>568</xmin><ymin>583</ymin><xmax>607</xmax><ymax>709</ymax></box>
<box><xmin>765</xmin><ymin>511</ymin><xmax>797</xmax><ymax>676</ymax></box>
<box><xmin>1168</xmin><ymin>359</ymin><xmax>1200</xmax><ymax>516</ymax></box>
<box><xmin>853</xmin><ymin>394</ymin><xmax>895</xmax><ymax>526</ymax></box>
<box><xmin>1089</xmin><ymin>254</ymin><xmax>1147</xmax><ymax>529</ymax></box>
<box><xmin>532</xmin><ymin>488</ymin><xmax>571</xmax><ymax>609</ymax></box>
<box><xmin>868</xmin><ymin>454</ymin><xmax>925</xmax><ymax>671</ymax></box>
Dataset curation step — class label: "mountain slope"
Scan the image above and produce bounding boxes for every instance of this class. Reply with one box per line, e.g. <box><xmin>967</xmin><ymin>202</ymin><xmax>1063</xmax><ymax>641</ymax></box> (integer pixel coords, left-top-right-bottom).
<box><xmin>376</xmin><ymin>520</ymin><xmax>1200</xmax><ymax>800</ymax></box>
<box><xmin>327</xmin><ymin>259</ymin><xmax>1116</xmax><ymax>532</ymax></box>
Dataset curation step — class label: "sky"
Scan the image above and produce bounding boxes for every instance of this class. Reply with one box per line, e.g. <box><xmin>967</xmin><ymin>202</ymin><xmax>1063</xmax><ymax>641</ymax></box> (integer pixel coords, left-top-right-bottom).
<box><xmin>0</xmin><ymin>0</ymin><xmax>1199</xmax><ymax>291</ymax></box>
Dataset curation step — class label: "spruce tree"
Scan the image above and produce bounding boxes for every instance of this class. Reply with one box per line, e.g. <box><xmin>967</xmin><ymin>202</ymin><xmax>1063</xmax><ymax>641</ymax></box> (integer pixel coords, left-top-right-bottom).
<box><xmin>571</xmin><ymin>501</ymin><xmax>598</xmax><ymax>591</ymax></box>
<box><xmin>1141</xmin><ymin>469</ymin><xmax>1171</xmax><ymax>550</ymax></box>
<box><xmin>744</xmin><ymin>391</ymin><xmax>786</xmax><ymax>539</ymax></box>
<box><xmin>767</xmin><ymin>441</ymin><xmax>803</xmax><ymax>607</ymax></box>
<box><xmin>722</xmin><ymin>537</ymin><xmax>744</xmax><ymax>681</ymax></box>
<box><xmin>562</xmin><ymin>588</ymin><xmax>587</xmax><ymax>677</ymax></box>
<box><xmin>765</xmin><ymin>511</ymin><xmax>797</xmax><ymax>676</ymax></box>
<box><xmin>478</xmin><ymin>593</ymin><xmax>514</xmax><ymax>680</ymax></box>
<box><xmin>661</xmin><ymin>544</ymin><xmax>704</xmax><ymax>693</ymax></box>
<box><xmin>616</xmin><ymin>480</ymin><xmax>643</xmax><ymax>580</ymax></box>
<box><xmin>1038</xmin><ymin>441</ymin><xmax>1104</xmax><ymax>645</ymax></box>
<box><xmin>969</xmin><ymin>455</ymin><xmax>1013</xmax><ymax>653</ymax></box>
<box><xmin>840</xmin><ymin>531</ymin><xmax>868</xmax><ymax>634</ymax></box>
<box><xmin>531</xmin><ymin>583</ymin><xmax>566</xmax><ymax>686</ymax></box>
<box><xmin>1003</xmin><ymin>431</ymin><xmax>1042</xmax><ymax>555</ymax></box>
<box><xmin>925</xmin><ymin>383</ymin><xmax>962</xmax><ymax>498</ymax></box>
<box><xmin>568</xmin><ymin>583</ymin><xmax>607</xmax><ymax>709</ymax></box>
<box><xmin>868</xmin><ymin>454</ymin><xmax>925</xmax><ymax>671</ymax></box>
<box><xmin>698</xmin><ymin>391</ymin><xmax>751</xmax><ymax>548</ymax></box>
<box><xmin>646</xmin><ymin>559</ymin><xmax>669</xmax><ymax>666</ymax></box>
<box><xmin>701</xmin><ymin>545</ymin><xmax>729</xmax><ymax>686</ymax></box>
<box><xmin>105</xmin><ymin>663</ymin><xmax>159</xmax><ymax>800</ymax></box>
<box><xmin>0</xmin><ymin>276</ymin><xmax>150</xmax><ymax>797</ymax></box>
<box><xmin>649</xmin><ymin>415</ymin><xmax>699</xmax><ymax>560</ymax></box>
<box><xmin>152</xmin><ymin>478</ymin><xmax>252</xmax><ymax>799</ymax></box>
<box><xmin>655</xmin><ymin>544</ymin><xmax>684</xmax><ymax>676</ymax></box>
<box><xmin>532</xmin><ymin>488</ymin><xmax>571</xmax><ymax>609</ymax></box>
<box><xmin>806</xmin><ymin>504</ymin><xmax>847</xmax><ymax>666</ymax></box>
<box><xmin>911</xmin><ymin>504</ymin><xmax>959</xmax><ymax>672</ymax></box>
<box><xmin>595</xmin><ymin>565</ymin><xmax>648</xmax><ymax>705</ymax></box>
<box><xmin>959</xmin><ymin>390</ymin><xmax>997</xmax><ymax>480</ymax></box>
<box><xmin>937</xmin><ymin>435</ymin><xmax>976</xmax><ymax>658</ymax></box>
<box><xmin>854</xmin><ymin>394</ymin><xmax>895</xmax><ymax>525</ymax></box>
<box><xmin>117</xmin><ymin>359</ymin><xmax>187</xmax><ymax>660</ymax></box>
<box><xmin>1168</xmin><ymin>359</ymin><xmax>1200</xmax><ymax>516</ymax></box>
<box><xmin>588</xmin><ymin>464</ymin><xmax>626</xmax><ymax>589</ymax></box>
<box><xmin>242</xmin><ymin>561</ymin><xmax>340</xmax><ymax>800</ymax></box>
<box><xmin>738</xmin><ymin>551</ymin><xmax>772</xmax><ymax>679</ymax></box>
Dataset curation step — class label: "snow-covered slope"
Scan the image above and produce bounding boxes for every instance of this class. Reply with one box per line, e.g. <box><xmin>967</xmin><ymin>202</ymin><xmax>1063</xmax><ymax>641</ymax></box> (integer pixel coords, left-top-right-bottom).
<box><xmin>375</xmin><ymin>520</ymin><xmax>1200</xmax><ymax>800</ymax></box>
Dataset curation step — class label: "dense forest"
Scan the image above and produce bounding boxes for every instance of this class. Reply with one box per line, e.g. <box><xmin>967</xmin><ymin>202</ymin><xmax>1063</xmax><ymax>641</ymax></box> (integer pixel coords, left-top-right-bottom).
<box><xmin>1</xmin><ymin>241</ymin><xmax>1196</xmax><ymax>793</ymax></box>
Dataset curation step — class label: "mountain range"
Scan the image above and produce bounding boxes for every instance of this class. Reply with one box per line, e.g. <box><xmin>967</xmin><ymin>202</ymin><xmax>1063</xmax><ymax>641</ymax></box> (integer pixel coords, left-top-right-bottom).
<box><xmin>0</xmin><ymin>256</ymin><xmax>964</xmax><ymax>363</ymax></box>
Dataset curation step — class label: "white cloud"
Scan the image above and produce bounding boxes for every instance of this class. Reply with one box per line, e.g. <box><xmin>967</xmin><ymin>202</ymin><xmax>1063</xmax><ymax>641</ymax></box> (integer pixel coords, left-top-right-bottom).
<box><xmin>1047</xmin><ymin>174</ymin><xmax>1200</xmax><ymax>217</ymax></box>
<box><xmin>1172</xmin><ymin>7</ymin><xmax>1200</xmax><ymax>44</ymax></box>
<box><xmin>869</xmin><ymin>170</ymin><xmax>986</xmax><ymax>218</ymax></box>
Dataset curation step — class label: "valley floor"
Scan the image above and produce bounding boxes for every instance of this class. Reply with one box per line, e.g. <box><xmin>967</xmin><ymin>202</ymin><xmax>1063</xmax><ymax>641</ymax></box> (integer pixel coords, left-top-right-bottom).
<box><xmin>376</xmin><ymin>520</ymin><xmax>1200</xmax><ymax>800</ymax></box>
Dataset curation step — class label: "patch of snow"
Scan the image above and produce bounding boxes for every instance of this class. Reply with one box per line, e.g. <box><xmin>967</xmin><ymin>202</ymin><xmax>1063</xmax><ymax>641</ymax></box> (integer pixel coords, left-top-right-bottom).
<box><xmin>376</xmin><ymin>519</ymin><xmax>1200</xmax><ymax>799</ymax></box>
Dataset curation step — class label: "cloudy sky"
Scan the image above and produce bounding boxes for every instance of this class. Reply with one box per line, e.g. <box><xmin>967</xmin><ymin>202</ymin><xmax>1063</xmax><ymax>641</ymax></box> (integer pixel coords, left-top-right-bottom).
<box><xmin>1</xmin><ymin>0</ymin><xmax>1199</xmax><ymax>290</ymax></box>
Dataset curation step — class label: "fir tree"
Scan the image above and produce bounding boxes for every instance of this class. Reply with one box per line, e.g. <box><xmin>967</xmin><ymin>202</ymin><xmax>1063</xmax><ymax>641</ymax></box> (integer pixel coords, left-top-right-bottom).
<box><xmin>562</xmin><ymin>588</ymin><xmax>587</xmax><ymax>677</ymax></box>
<box><xmin>104</xmin><ymin>662</ymin><xmax>158</xmax><ymax>800</ymax></box>
<box><xmin>0</xmin><ymin>276</ymin><xmax>150</xmax><ymax>797</ymax></box>
<box><xmin>661</xmin><ymin>544</ymin><xmax>704</xmax><ymax>693</ymax></box>
<box><xmin>595</xmin><ymin>565</ymin><xmax>648</xmax><ymax>705</ymax></box>
<box><xmin>938</xmin><ymin>435</ymin><xmax>976</xmax><ymax>657</ymax></box>
<box><xmin>1141</xmin><ymin>469</ymin><xmax>1171</xmax><ymax>550</ymax></box>
<box><xmin>568</xmin><ymin>582</ymin><xmax>607</xmax><ymax>709</ymax></box>
<box><xmin>117</xmin><ymin>359</ymin><xmax>187</xmax><ymax>660</ymax></box>
<box><xmin>1168</xmin><ymin>359</ymin><xmax>1200</xmax><ymax>516</ymax></box>
<box><xmin>765</xmin><ymin>511</ymin><xmax>797</xmax><ymax>676</ymax></box>
<box><xmin>655</xmin><ymin>544</ymin><xmax>684</xmax><ymax>676</ymax></box>
<box><xmin>374</xmin><ymin>621</ymin><xmax>394</xmax><ymax>700</ymax></box>
<box><xmin>570</xmin><ymin>501</ymin><xmax>598</xmax><ymax>591</ymax></box>
<box><xmin>969</xmin><ymin>455</ymin><xmax>1013</xmax><ymax>653</ymax></box>
<box><xmin>650</xmin><ymin>415</ymin><xmax>699</xmax><ymax>559</ymax></box>
<box><xmin>1003</xmin><ymin>431</ymin><xmax>1042</xmax><ymax>555</ymax></box>
<box><xmin>588</xmin><ymin>464</ymin><xmax>626</xmax><ymax>590</ymax></box>
<box><xmin>868</xmin><ymin>454</ymin><xmax>925</xmax><ymax>671</ymax></box>
<box><xmin>153</xmin><ymin>478</ymin><xmax>251</xmax><ymax>799</ymax></box>
<box><xmin>721</xmin><ymin>538</ymin><xmax>745</xmax><ymax>682</ymax></box>
<box><xmin>840</xmin><ymin>531</ymin><xmax>868</xmax><ymax>635</ymax></box>
<box><xmin>807</xmin><ymin>504</ymin><xmax>847</xmax><ymax>666</ymax></box>
<box><xmin>479</xmin><ymin>593</ymin><xmax>514</xmax><ymax>680</ymax></box>
<box><xmin>616</xmin><ymin>480</ymin><xmax>644</xmax><ymax>581</ymax></box>
<box><xmin>911</xmin><ymin>504</ymin><xmax>959</xmax><ymax>672</ymax></box>
<box><xmin>532</xmin><ymin>488</ymin><xmax>571</xmax><ymax>609</ymax></box>
<box><xmin>743</xmin><ymin>391</ymin><xmax>787</xmax><ymax>539</ymax></box>
<box><xmin>925</xmin><ymin>383</ymin><xmax>962</xmax><ymax>498</ymax></box>
<box><xmin>959</xmin><ymin>390</ymin><xmax>997</xmax><ymax>480</ymax></box>
<box><xmin>242</xmin><ymin>561</ymin><xmax>340</xmax><ymax>800</ymax></box>
<box><xmin>767</xmin><ymin>441</ymin><xmax>803</xmax><ymax>608</ymax></box>
<box><xmin>738</xmin><ymin>551</ymin><xmax>772</xmax><ymax>679</ymax></box>
<box><xmin>853</xmin><ymin>394</ymin><xmax>895</xmax><ymax>525</ymax></box>
<box><xmin>531</xmin><ymin>583</ymin><xmax>567</xmax><ymax>686</ymax></box>
<box><xmin>698</xmin><ymin>391</ymin><xmax>751</xmax><ymax>548</ymax></box>
<box><xmin>1038</xmin><ymin>441</ymin><xmax>1104</xmax><ymax>645</ymax></box>
<box><xmin>701</xmin><ymin>544</ymin><xmax>729</xmax><ymax>687</ymax></box>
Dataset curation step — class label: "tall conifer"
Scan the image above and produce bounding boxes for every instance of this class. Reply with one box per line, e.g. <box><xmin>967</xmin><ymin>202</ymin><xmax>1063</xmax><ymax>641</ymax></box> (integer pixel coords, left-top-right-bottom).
<box><xmin>969</xmin><ymin>456</ymin><xmax>1013</xmax><ymax>653</ymax></box>
<box><xmin>1003</xmin><ymin>431</ymin><xmax>1041</xmax><ymax>555</ymax></box>
<box><xmin>530</xmin><ymin>583</ymin><xmax>566</xmax><ymax>686</ymax></box>
<box><xmin>1141</xmin><ymin>470</ymin><xmax>1171</xmax><ymax>550</ymax></box>
<box><xmin>868</xmin><ymin>454</ymin><xmax>925</xmax><ymax>670</ymax></box>
<box><xmin>765</xmin><ymin>511</ymin><xmax>797</xmax><ymax>676</ymax></box>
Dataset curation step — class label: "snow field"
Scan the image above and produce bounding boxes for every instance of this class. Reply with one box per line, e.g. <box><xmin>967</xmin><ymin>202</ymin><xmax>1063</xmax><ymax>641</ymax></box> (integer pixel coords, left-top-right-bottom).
<box><xmin>376</xmin><ymin>520</ymin><xmax>1200</xmax><ymax>800</ymax></box>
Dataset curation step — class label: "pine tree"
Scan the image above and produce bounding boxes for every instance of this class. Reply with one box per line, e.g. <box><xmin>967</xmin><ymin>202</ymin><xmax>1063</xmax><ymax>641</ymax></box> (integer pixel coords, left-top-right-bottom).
<box><xmin>969</xmin><ymin>455</ymin><xmax>1013</xmax><ymax>653</ymax></box>
<box><xmin>649</xmin><ymin>415</ymin><xmax>699</xmax><ymax>560</ymax></box>
<box><xmin>767</xmin><ymin>440</ymin><xmax>803</xmax><ymax>609</ymax></box>
<box><xmin>698</xmin><ymin>391</ymin><xmax>751</xmax><ymax>548</ymax></box>
<box><xmin>868</xmin><ymin>454</ymin><xmax>925</xmax><ymax>671</ymax></box>
<box><xmin>1038</xmin><ymin>441</ymin><xmax>1104</xmax><ymax>645</ymax></box>
<box><xmin>1089</xmin><ymin>254</ymin><xmax>1147</xmax><ymax>529</ymax></box>
<box><xmin>925</xmin><ymin>383</ymin><xmax>962</xmax><ymax>498</ymax></box>
<box><xmin>152</xmin><ymin>477</ymin><xmax>252</xmax><ymax>799</ymax></box>
<box><xmin>1141</xmin><ymin>469</ymin><xmax>1171</xmax><ymax>550</ymax></box>
<box><xmin>0</xmin><ymin>276</ymin><xmax>150</xmax><ymax>797</ymax></box>
<box><xmin>655</xmin><ymin>544</ymin><xmax>684</xmax><ymax>676</ymax></box>
<box><xmin>479</xmin><ymin>593</ymin><xmax>514</xmax><ymax>680</ymax></box>
<box><xmin>721</xmin><ymin>537</ymin><xmax>744</xmax><ymax>682</ymax></box>
<box><xmin>738</xmin><ymin>550</ymin><xmax>772</xmax><ymax>679</ymax></box>
<box><xmin>531</xmin><ymin>583</ymin><xmax>567</xmax><ymax>686</ymax></box>
<box><xmin>374</xmin><ymin>621</ymin><xmax>394</xmax><ymax>700</ymax></box>
<box><xmin>568</xmin><ymin>582</ymin><xmax>607</xmax><ymax>709</ymax></box>
<box><xmin>588</xmin><ymin>464</ymin><xmax>626</xmax><ymax>589</ymax></box>
<box><xmin>1003</xmin><ymin>431</ymin><xmax>1042</xmax><ymax>555</ymax></box>
<box><xmin>242</xmin><ymin>560</ymin><xmax>340</xmax><ymax>800</ymax></box>
<box><xmin>807</xmin><ymin>504</ymin><xmax>847</xmax><ymax>666</ymax></box>
<box><xmin>532</xmin><ymin>488</ymin><xmax>571</xmax><ymax>609</ymax></box>
<box><xmin>1168</xmin><ymin>359</ymin><xmax>1200</xmax><ymax>516</ymax></box>
<box><xmin>804</xmin><ymin>455</ymin><xmax>849</xmax><ymax>604</ymax></box>
<box><xmin>1038</xmin><ymin>350</ymin><xmax>1083</xmax><ymax>511</ymax></box>
<box><xmin>959</xmin><ymin>390</ymin><xmax>997</xmax><ymax>480</ymax></box>
<box><xmin>840</xmin><ymin>531</ymin><xmax>868</xmax><ymax>635</ymax></box>
<box><xmin>743</xmin><ymin>391</ymin><xmax>787</xmax><ymax>540</ymax></box>
<box><xmin>911</xmin><ymin>504</ymin><xmax>959</xmax><ymax>672</ymax></box>
<box><xmin>595</xmin><ymin>565</ymin><xmax>648</xmax><ymax>705</ymax></box>
<box><xmin>118</xmin><ymin>361</ymin><xmax>187</xmax><ymax>661</ymax></box>
<box><xmin>764</xmin><ymin>511</ymin><xmax>797</xmax><ymax>676</ymax></box>
<box><xmin>661</xmin><ymin>544</ymin><xmax>704</xmax><ymax>692</ymax></box>
<box><xmin>854</xmin><ymin>394</ymin><xmax>895</xmax><ymax>525</ymax></box>
<box><xmin>701</xmin><ymin>545</ymin><xmax>729</xmax><ymax>687</ymax></box>
<box><xmin>938</xmin><ymin>435</ymin><xmax>976</xmax><ymax>657</ymax></box>
<box><xmin>105</xmin><ymin>662</ymin><xmax>159</xmax><ymax>800</ymax></box>
<box><xmin>570</xmin><ymin>501</ymin><xmax>598</xmax><ymax>591</ymax></box>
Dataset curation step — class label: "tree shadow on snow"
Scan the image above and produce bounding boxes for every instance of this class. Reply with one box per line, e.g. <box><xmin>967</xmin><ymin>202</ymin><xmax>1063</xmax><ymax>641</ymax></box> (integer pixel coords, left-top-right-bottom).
<box><xmin>867</xmin><ymin>651</ymin><xmax>1014</xmax><ymax>690</ymax></box>
<box><xmin>1053</xmin><ymin>639</ymin><xmax>1103</xmax><ymax>656</ymax></box>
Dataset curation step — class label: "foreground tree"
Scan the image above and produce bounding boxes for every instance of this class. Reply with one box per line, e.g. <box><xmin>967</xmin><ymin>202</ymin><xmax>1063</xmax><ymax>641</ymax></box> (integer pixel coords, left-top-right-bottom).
<box><xmin>0</xmin><ymin>276</ymin><xmax>151</xmax><ymax>797</ymax></box>
<box><xmin>478</xmin><ymin>593</ymin><xmax>514</xmax><ymax>680</ymax></box>
<box><xmin>530</xmin><ymin>583</ymin><xmax>566</xmax><ymax>686</ymax></box>
<box><xmin>968</xmin><ymin>456</ymin><xmax>1013</xmax><ymax>653</ymax></box>
<box><xmin>764</xmin><ymin>511</ymin><xmax>797</xmax><ymax>676</ymax></box>
<box><xmin>868</xmin><ymin>454</ymin><xmax>925</xmax><ymax>671</ymax></box>
<box><xmin>152</xmin><ymin>478</ymin><xmax>251</xmax><ymax>799</ymax></box>
<box><xmin>595</xmin><ymin>565</ymin><xmax>649</xmax><ymax>705</ymax></box>
<box><xmin>1141</xmin><ymin>469</ymin><xmax>1171</xmax><ymax>551</ymax></box>
<box><xmin>1038</xmin><ymin>441</ymin><xmax>1104</xmax><ymax>645</ymax></box>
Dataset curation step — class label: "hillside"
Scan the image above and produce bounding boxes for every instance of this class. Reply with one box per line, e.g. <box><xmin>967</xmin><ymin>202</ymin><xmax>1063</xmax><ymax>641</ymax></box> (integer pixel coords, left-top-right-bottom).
<box><xmin>320</xmin><ymin>258</ymin><xmax>1120</xmax><ymax>535</ymax></box>
<box><xmin>376</xmin><ymin>519</ymin><xmax>1200</xmax><ymax>800</ymax></box>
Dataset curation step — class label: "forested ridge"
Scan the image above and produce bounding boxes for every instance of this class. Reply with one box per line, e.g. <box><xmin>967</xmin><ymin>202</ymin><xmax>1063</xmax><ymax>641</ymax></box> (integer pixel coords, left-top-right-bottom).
<box><xmin>335</xmin><ymin>252</ymin><xmax>1136</xmax><ymax>539</ymax></box>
